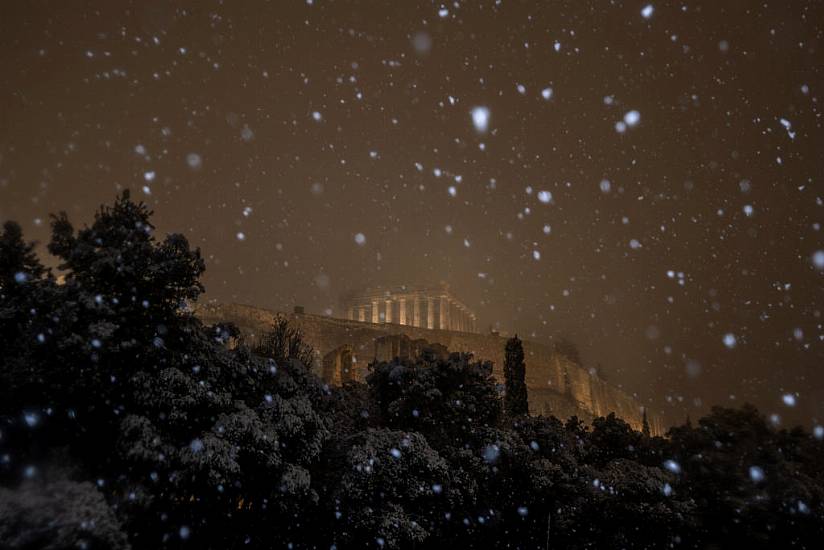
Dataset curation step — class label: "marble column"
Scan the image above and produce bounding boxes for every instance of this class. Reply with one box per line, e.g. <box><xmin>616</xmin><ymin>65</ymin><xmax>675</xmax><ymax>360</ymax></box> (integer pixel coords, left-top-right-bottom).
<box><xmin>371</xmin><ymin>300</ymin><xmax>379</xmax><ymax>324</ymax></box>
<box><xmin>412</xmin><ymin>296</ymin><xmax>421</xmax><ymax>327</ymax></box>
<box><xmin>346</xmin><ymin>306</ymin><xmax>354</xmax><ymax>321</ymax></box>
<box><xmin>358</xmin><ymin>306</ymin><xmax>366</xmax><ymax>322</ymax></box>
<box><xmin>398</xmin><ymin>297</ymin><xmax>407</xmax><ymax>325</ymax></box>
<box><xmin>427</xmin><ymin>296</ymin><xmax>435</xmax><ymax>329</ymax></box>
<box><xmin>439</xmin><ymin>296</ymin><xmax>449</xmax><ymax>330</ymax></box>
<box><xmin>385</xmin><ymin>299</ymin><xmax>393</xmax><ymax>323</ymax></box>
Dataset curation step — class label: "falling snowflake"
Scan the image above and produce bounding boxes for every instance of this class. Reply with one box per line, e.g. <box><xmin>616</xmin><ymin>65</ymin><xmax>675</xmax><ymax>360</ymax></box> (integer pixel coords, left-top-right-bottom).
<box><xmin>471</xmin><ymin>106</ymin><xmax>490</xmax><ymax>133</ymax></box>
<box><xmin>749</xmin><ymin>466</ymin><xmax>765</xmax><ymax>483</ymax></box>
<box><xmin>812</xmin><ymin>250</ymin><xmax>824</xmax><ymax>270</ymax></box>
<box><xmin>186</xmin><ymin>153</ymin><xmax>202</xmax><ymax>170</ymax></box>
<box><xmin>624</xmin><ymin>110</ymin><xmax>641</xmax><ymax>127</ymax></box>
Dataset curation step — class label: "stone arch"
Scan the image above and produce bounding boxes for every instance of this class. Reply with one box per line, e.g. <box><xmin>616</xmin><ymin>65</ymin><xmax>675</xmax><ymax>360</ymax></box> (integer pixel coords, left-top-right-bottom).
<box><xmin>322</xmin><ymin>344</ymin><xmax>355</xmax><ymax>385</ymax></box>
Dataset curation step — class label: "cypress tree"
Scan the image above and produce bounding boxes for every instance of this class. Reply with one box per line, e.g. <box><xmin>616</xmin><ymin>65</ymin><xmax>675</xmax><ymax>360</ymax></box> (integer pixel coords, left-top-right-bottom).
<box><xmin>642</xmin><ymin>407</ymin><xmax>651</xmax><ymax>437</ymax></box>
<box><xmin>504</xmin><ymin>335</ymin><xmax>529</xmax><ymax>417</ymax></box>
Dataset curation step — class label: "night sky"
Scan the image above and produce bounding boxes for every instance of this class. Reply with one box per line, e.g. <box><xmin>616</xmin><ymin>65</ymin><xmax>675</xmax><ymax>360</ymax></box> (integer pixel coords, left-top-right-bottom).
<box><xmin>1</xmin><ymin>1</ymin><xmax>823</xmax><ymax>427</ymax></box>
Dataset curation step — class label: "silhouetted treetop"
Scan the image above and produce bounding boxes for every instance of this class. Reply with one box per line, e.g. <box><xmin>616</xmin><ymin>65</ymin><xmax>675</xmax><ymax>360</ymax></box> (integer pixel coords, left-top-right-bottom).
<box><xmin>48</xmin><ymin>190</ymin><xmax>205</xmax><ymax>318</ymax></box>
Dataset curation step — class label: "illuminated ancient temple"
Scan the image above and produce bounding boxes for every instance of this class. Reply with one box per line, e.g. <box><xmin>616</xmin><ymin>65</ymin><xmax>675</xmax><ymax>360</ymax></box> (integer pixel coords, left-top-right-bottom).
<box><xmin>195</xmin><ymin>294</ymin><xmax>664</xmax><ymax>434</ymax></box>
<box><xmin>341</xmin><ymin>283</ymin><xmax>478</xmax><ymax>333</ymax></box>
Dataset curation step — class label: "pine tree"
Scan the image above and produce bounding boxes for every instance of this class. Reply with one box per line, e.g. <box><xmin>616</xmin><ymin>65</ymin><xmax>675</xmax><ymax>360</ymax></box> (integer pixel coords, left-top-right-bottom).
<box><xmin>504</xmin><ymin>335</ymin><xmax>528</xmax><ymax>417</ymax></box>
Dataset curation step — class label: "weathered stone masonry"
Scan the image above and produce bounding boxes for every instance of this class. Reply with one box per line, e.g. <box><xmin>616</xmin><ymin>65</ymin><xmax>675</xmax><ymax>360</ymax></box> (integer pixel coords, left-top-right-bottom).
<box><xmin>195</xmin><ymin>302</ymin><xmax>664</xmax><ymax>435</ymax></box>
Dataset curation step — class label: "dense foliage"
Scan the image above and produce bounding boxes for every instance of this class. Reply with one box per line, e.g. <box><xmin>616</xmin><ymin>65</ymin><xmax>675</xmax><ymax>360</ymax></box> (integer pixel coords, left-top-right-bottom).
<box><xmin>1</xmin><ymin>194</ymin><xmax>822</xmax><ymax>549</ymax></box>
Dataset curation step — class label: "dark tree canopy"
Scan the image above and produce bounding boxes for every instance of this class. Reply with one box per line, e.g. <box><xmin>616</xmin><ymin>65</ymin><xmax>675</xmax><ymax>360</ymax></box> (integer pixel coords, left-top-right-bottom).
<box><xmin>253</xmin><ymin>315</ymin><xmax>316</xmax><ymax>370</ymax></box>
<box><xmin>0</xmin><ymin>478</ymin><xmax>130</xmax><ymax>550</ymax></box>
<box><xmin>47</xmin><ymin>190</ymin><xmax>205</xmax><ymax>322</ymax></box>
<box><xmin>367</xmin><ymin>351</ymin><xmax>501</xmax><ymax>451</ymax></box>
<box><xmin>0</xmin><ymin>192</ymin><xmax>329</xmax><ymax>548</ymax></box>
